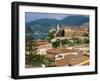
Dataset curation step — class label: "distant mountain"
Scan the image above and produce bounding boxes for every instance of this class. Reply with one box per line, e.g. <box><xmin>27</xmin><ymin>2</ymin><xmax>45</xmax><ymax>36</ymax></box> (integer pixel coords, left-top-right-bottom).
<box><xmin>82</xmin><ymin>22</ymin><xmax>89</xmax><ymax>27</ymax></box>
<box><xmin>60</xmin><ymin>15</ymin><xmax>89</xmax><ymax>26</ymax></box>
<box><xmin>26</xmin><ymin>15</ymin><xmax>89</xmax><ymax>32</ymax></box>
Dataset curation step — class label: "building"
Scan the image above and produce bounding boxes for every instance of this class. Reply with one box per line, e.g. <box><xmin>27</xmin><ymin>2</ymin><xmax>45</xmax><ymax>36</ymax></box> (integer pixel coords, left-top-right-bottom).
<box><xmin>50</xmin><ymin>25</ymin><xmax>88</xmax><ymax>39</ymax></box>
<box><xmin>66</xmin><ymin>44</ymin><xmax>89</xmax><ymax>56</ymax></box>
<box><xmin>55</xmin><ymin>54</ymin><xmax>89</xmax><ymax>66</ymax></box>
<box><xmin>46</xmin><ymin>48</ymin><xmax>78</xmax><ymax>66</ymax></box>
<box><xmin>64</xmin><ymin>26</ymin><xmax>88</xmax><ymax>38</ymax></box>
<box><xmin>35</xmin><ymin>40</ymin><xmax>52</xmax><ymax>55</ymax></box>
<box><xmin>46</xmin><ymin>48</ymin><xmax>89</xmax><ymax>66</ymax></box>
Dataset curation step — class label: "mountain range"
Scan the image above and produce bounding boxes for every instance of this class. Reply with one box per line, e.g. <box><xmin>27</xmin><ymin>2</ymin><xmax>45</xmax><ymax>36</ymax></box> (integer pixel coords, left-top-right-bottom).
<box><xmin>26</xmin><ymin>15</ymin><xmax>89</xmax><ymax>33</ymax></box>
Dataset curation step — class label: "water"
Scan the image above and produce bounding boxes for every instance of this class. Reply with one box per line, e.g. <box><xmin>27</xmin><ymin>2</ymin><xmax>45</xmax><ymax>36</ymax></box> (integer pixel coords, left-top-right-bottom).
<box><xmin>32</xmin><ymin>34</ymin><xmax>48</xmax><ymax>40</ymax></box>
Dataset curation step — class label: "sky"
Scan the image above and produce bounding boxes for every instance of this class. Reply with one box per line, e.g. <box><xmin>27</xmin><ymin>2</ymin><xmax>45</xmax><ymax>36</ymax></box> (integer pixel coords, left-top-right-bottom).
<box><xmin>25</xmin><ymin>12</ymin><xmax>69</xmax><ymax>22</ymax></box>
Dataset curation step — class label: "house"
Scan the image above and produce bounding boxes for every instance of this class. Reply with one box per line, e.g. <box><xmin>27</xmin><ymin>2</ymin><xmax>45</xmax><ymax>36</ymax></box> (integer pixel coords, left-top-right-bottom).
<box><xmin>55</xmin><ymin>54</ymin><xmax>89</xmax><ymax>66</ymax></box>
<box><xmin>64</xmin><ymin>26</ymin><xmax>88</xmax><ymax>38</ymax></box>
<box><xmin>35</xmin><ymin>40</ymin><xmax>52</xmax><ymax>55</ymax></box>
<box><xmin>50</xmin><ymin>25</ymin><xmax>88</xmax><ymax>40</ymax></box>
<box><xmin>66</xmin><ymin>44</ymin><xmax>89</xmax><ymax>56</ymax></box>
<box><xmin>46</xmin><ymin>48</ymin><xmax>78</xmax><ymax>66</ymax></box>
<box><xmin>46</xmin><ymin>48</ymin><xmax>89</xmax><ymax>66</ymax></box>
<box><xmin>65</xmin><ymin>54</ymin><xmax>89</xmax><ymax>66</ymax></box>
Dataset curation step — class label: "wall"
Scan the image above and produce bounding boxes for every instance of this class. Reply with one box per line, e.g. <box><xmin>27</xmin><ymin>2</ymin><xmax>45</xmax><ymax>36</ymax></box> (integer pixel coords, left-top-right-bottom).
<box><xmin>0</xmin><ymin>0</ymin><xmax>99</xmax><ymax>81</ymax></box>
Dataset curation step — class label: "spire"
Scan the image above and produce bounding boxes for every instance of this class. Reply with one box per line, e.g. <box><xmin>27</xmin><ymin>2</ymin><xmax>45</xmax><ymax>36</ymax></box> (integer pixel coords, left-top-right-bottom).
<box><xmin>55</xmin><ymin>24</ymin><xmax>60</xmax><ymax>38</ymax></box>
<box><xmin>57</xmin><ymin>24</ymin><xmax>60</xmax><ymax>32</ymax></box>
<box><xmin>57</xmin><ymin>24</ymin><xmax>63</xmax><ymax>48</ymax></box>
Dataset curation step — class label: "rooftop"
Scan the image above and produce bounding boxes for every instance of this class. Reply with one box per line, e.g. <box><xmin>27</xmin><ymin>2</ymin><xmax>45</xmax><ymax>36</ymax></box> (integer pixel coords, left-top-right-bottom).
<box><xmin>64</xmin><ymin>26</ymin><xmax>88</xmax><ymax>32</ymax></box>
<box><xmin>34</xmin><ymin>40</ymin><xmax>50</xmax><ymax>46</ymax></box>
<box><xmin>55</xmin><ymin>54</ymin><xmax>89</xmax><ymax>66</ymax></box>
<box><xmin>46</xmin><ymin>48</ymin><xmax>77</xmax><ymax>54</ymax></box>
<box><xmin>66</xmin><ymin>54</ymin><xmax>89</xmax><ymax>66</ymax></box>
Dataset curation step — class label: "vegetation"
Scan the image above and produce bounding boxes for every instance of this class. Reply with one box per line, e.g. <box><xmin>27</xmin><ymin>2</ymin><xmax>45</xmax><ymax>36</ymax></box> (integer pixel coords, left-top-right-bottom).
<box><xmin>83</xmin><ymin>38</ymin><xmax>89</xmax><ymax>43</ymax></box>
<box><xmin>48</xmin><ymin>30</ymin><xmax>56</xmax><ymax>39</ymax></box>
<box><xmin>82</xmin><ymin>33</ymin><xmax>89</xmax><ymax>37</ymax></box>
<box><xmin>61</xmin><ymin>39</ymin><xmax>72</xmax><ymax>45</ymax></box>
<box><xmin>52</xmin><ymin>39</ymin><xmax>60</xmax><ymax>48</ymax></box>
<box><xmin>72</xmin><ymin>38</ymin><xmax>82</xmax><ymax>44</ymax></box>
<box><xmin>25</xmin><ymin>24</ymin><xmax>89</xmax><ymax>67</ymax></box>
<box><xmin>52</xmin><ymin>39</ymin><xmax>74</xmax><ymax>48</ymax></box>
<box><xmin>43</xmin><ymin>58</ymin><xmax>56</xmax><ymax>67</ymax></box>
<box><xmin>26</xmin><ymin>40</ymin><xmax>46</xmax><ymax>66</ymax></box>
<box><xmin>60</xmin><ymin>30</ymin><xmax>65</xmax><ymax>37</ymax></box>
<box><xmin>25</xmin><ymin>27</ymin><xmax>46</xmax><ymax>67</ymax></box>
<box><xmin>52</xmin><ymin>37</ymin><xmax>89</xmax><ymax>48</ymax></box>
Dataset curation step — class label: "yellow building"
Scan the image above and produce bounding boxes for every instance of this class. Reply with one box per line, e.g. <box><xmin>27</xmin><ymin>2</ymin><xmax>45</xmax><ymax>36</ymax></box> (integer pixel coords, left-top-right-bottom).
<box><xmin>64</xmin><ymin>26</ymin><xmax>88</xmax><ymax>38</ymax></box>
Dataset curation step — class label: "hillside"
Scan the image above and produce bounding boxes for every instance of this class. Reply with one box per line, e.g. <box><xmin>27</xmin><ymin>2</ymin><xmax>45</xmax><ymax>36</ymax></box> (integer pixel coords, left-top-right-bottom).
<box><xmin>26</xmin><ymin>15</ymin><xmax>89</xmax><ymax>33</ymax></box>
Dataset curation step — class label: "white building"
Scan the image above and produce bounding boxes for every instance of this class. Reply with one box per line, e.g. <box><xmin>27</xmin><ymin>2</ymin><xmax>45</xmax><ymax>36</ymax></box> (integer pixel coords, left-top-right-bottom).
<box><xmin>35</xmin><ymin>40</ymin><xmax>52</xmax><ymax>55</ymax></box>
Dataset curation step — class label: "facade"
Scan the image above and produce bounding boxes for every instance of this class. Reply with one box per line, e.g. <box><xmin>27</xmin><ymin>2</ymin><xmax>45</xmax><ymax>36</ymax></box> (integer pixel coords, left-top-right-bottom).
<box><xmin>66</xmin><ymin>44</ymin><xmax>89</xmax><ymax>56</ymax></box>
<box><xmin>64</xmin><ymin>26</ymin><xmax>88</xmax><ymax>38</ymax></box>
<box><xmin>35</xmin><ymin>40</ymin><xmax>52</xmax><ymax>55</ymax></box>
<box><xmin>50</xmin><ymin>25</ymin><xmax>88</xmax><ymax>39</ymax></box>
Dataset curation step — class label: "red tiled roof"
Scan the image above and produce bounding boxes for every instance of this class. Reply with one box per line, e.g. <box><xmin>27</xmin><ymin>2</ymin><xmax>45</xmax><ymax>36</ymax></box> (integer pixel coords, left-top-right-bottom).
<box><xmin>46</xmin><ymin>48</ymin><xmax>77</xmax><ymax>54</ymax></box>
<box><xmin>55</xmin><ymin>54</ymin><xmax>89</xmax><ymax>66</ymax></box>
<box><xmin>34</xmin><ymin>41</ymin><xmax>49</xmax><ymax>46</ymax></box>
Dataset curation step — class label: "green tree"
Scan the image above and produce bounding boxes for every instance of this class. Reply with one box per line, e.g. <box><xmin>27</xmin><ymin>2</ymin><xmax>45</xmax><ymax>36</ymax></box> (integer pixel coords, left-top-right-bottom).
<box><xmin>61</xmin><ymin>39</ymin><xmax>71</xmax><ymax>45</ymax></box>
<box><xmin>25</xmin><ymin>27</ymin><xmax>46</xmax><ymax>67</ymax></box>
<box><xmin>52</xmin><ymin>39</ymin><xmax>60</xmax><ymax>48</ymax></box>
<box><xmin>48</xmin><ymin>30</ymin><xmax>56</xmax><ymax>39</ymax></box>
<box><xmin>82</xmin><ymin>33</ymin><xmax>89</xmax><ymax>37</ymax></box>
<box><xmin>83</xmin><ymin>38</ymin><xmax>89</xmax><ymax>44</ymax></box>
<box><xmin>60</xmin><ymin>29</ymin><xmax>65</xmax><ymax>37</ymax></box>
<box><xmin>74</xmin><ymin>38</ymin><xmax>82</xmax><ymax>44</ymax></box>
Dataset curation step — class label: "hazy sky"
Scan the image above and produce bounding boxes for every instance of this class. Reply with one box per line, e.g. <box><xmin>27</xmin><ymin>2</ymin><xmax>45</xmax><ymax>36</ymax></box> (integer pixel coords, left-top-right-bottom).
<box><xmin>25</xmin><ymin>12</ymin><xmax>69</xmax><ymax>22</ymax></box>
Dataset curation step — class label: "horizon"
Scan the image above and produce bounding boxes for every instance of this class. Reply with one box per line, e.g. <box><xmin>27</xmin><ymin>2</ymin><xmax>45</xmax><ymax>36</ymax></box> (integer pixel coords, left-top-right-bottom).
<box><xmin>25</xmin><ymin>12</ymin><xmax>68</xmax><ymax>22</ymax></box>
<box><xmin>25</xmin><ymin>12</ymin><xmax>89</xmax><ymax>22</ymax></box>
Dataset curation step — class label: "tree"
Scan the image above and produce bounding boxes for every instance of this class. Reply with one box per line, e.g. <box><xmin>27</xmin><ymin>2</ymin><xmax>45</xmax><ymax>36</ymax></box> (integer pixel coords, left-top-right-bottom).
<box><xmin>52</xmin><ymin>39</ymin><xmax>60</xmax><ymax>48</ymax></box>
<box><xmin>83</xmin><ymin>38</ymin><xmax>89</xmax><ymax>44</ymax></box>
<box><xmin>61</xmin><ymin>39</ymin><xmax>70</xmax><ymax>45</ymax></box>
<box><xmin>48</xmin><ymin>30</ymin><xmax>56</xmax><ymax>39</ymax></box>
<box><xmin>74</xmin><ymin>38</ymin><xmax>82</xmax><ymax>44</ymax></box>
<box><xmin>25</xmin><ymin>27</ymin><xmax>46</xmax><ymax>67</ymax></box>
<box><xmin>82</xmin><ymin>33</ymin><xmax>89</xmax><ymax>37</ymax></box>
<box><xmin>60</xmin><ymin>29</ymin><xmax>65</xmax><ymax>37</ymax></box>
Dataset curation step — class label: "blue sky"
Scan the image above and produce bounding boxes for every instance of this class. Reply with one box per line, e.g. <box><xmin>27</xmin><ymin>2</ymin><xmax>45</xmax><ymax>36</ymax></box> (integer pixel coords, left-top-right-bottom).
<box><xmin>25</xmin><ymin>12</ymin><xmax>69</xmax><ymax>22</ymax></box>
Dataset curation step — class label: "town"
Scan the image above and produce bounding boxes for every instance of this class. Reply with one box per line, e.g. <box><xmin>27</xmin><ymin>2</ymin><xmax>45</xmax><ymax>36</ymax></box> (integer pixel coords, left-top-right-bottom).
<box><xmin>25</xmin><ymin>25</ymin><xmax>89</xmax><ymax>68</ymax></box>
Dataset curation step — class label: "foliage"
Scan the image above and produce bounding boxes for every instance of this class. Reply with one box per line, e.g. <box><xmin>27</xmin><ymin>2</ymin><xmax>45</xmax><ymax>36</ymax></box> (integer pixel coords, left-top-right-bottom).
<box><xmin>82</xmin><ymin>33</ymin><xmax>89</xmax><ymax>37</ymax></box>
<box><xmin>48</xmin><ymin>30</ymin><xmax>56</xmax><ymax>39</ymax></box>
<box><xmin>25</xmin><ymin>27</ymin><xmax>46</xmax><ymax>67</ymax></box>
<box><xmin>83</xmin><ymin>38</ymin><xmax>89</xmax><ymax>43</ymax></box>
<box><xmin>52</xmin><ymin>39</ymin><xmax>60</xmax><ymax>48</ymax></box>
<box><xmin>61</xmin><ymin>39</ymin><xmax>71</xmax><ymax>45</ymax></box>
<box><xmin>73</xmin><ymin>38</ymin><xmax>82</xmax><ymax>44</ymax></box>
<box><xmin>56</xmin><ymin>29</ymin><xmax>65</xmax><ymax>37</ymax></box>
<box><xmin>60</xmin><ymin>29</ymin><xmax>65</xmax><ymax>37</ymax></box>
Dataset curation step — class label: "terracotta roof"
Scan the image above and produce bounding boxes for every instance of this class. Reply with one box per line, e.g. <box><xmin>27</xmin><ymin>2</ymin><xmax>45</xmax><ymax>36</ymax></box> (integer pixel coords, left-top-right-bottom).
<box><xmin>65</xmin><ymin>54</ymin><xmax>89</xmax><ymax>66</ymax></box>
<box><xmin>46</xmin><ymin>54</ymin><xmax>55</xmax><ymax>59</ymax></box>
<box><xmin>65</xmin><ymin>27</ymin><xmax>87</xmax><ymax>32</ymax></box>
<box><xmin>55</xmin><ymin>58</ymin><xmax>69</xmax><ymax>66</ymax></box>
<box><xmin>72</xmin><ymin>27</ymin><xmax>87</xmax><ymax>32</ymax></box>
<box><xmin>46</xmin><ymin>48</ymin><xmax>77</xmax><ymax>54</ymax></box>
<box><xmin>34</xmin><ymin>41</ymin><xmax>49</xmax><ymax>46</ymax></box>
<box><xmin>55</xmin><ymin>54</ymin><xmax>89</xmax><ymax>66</ymax></box>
